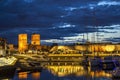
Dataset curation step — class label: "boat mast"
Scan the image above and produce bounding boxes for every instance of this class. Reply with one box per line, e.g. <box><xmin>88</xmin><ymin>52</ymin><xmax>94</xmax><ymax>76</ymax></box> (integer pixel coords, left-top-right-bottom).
<box><xmin>93</xmin><ymin>9</ymin><xmax>99</xmax><ymax>57</ymax></box>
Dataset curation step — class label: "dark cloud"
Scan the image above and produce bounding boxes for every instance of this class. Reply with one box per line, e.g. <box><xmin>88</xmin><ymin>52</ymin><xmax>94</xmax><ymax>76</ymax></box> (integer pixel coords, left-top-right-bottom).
<box><xmin>104</xmin><ymin>37</ymin><xmax>120</xmax><ymax>43</ymax></box>
<box><xmin>0</xmin><ymin>0</ymin><xmax>120</xmax><ymax>44</ymax></box>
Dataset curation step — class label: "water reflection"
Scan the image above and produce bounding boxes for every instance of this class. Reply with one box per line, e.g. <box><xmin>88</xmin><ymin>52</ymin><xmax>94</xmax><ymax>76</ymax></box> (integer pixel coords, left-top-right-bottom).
<box><xmin>32</xmin><ymin>72</ymin><xmax>40</xmax><ymax>80</ymax></box>
<box><xmin>18</xmin><ymin>72</ymin><xmax>28</xmax><ymax>79</ymax></box>
<box><xmin>17</xmin><ymin>71</ymin><xmax>41</xmax><ymax>80</ymax></box>
<box><xmin>46</xmin><ymin>63</ymin><xmax>112</xmax><ymax>79</ymax></box>
<box><xmin>0</xmin><ymin>62</ymin><xmax>119</xmax><ymax>80</ymax></box>
<box><xmin>0</xmin><ymin>68</ymin><xmax>15</xmax><ymax>80</ymax></box>
<box><xmin>47</xmin><ymin>65</ymin><xmax>85</xmax><ymax>77</ymax></box>
<box><xmin>90</xmin><ymin>71</ymin><xmax>112</xmax><ymax>78</ymax></box>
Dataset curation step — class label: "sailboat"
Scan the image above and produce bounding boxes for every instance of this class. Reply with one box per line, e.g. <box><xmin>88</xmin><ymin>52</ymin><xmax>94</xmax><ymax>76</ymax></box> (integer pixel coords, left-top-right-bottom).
<box><xmin>86</xmin><ymin>11</ymin><xmax>118</xmax><ymax>71</ymax></box>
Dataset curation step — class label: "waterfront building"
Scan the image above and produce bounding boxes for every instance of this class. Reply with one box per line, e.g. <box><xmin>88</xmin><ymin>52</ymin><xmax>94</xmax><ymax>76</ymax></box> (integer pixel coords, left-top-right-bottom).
<box><xmin>31</xmin><ymin>33</ymin><xmax>40</xmax><ymax>45</ymax></box>
<box><xmin>48</xmin><ymin>43</ymin><xmax>120</xmax><ymax>61</ymax></box>
<box><xmin>0</xmin><ymin>38</ymin><xmax>7</xmax><ymax>56</ymax></box>
<box><xmin>0</xmin><ymin>38</ymin><xmax>6</xmax><ymax>49</ymax></box>
<box><xmin>8</xmin><ymin>44</ymin><xmax>14</xmax><ymax>51</ymax></box>
<box><xmin>18</xmin><ymin>34</ymin><xmax>28</xmax><ymax>52</ymax></box>
<box><xmin>28</xmin><ymin>33</ymin><xmax>41</xmax><ymax>52</ymax></box>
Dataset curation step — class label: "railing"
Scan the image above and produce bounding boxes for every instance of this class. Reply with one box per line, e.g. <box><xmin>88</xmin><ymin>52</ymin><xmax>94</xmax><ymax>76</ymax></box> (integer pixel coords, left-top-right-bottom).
<box><xmin>48</xmin><ymin>53</ymin><xmax>120</xmax><ymax>57</ymax></box>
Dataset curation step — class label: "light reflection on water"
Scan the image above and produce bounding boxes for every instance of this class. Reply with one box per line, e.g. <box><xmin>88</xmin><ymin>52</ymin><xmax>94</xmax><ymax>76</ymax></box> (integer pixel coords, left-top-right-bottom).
<box><xmin>0</xmin><ymin>62</ymin><xmax>117</xmax><ymax>80</ymax></box>
<box><xmin>17</xmin><ymin>72</ymin><xmax>40</xmax><ymax>80</ymax></box>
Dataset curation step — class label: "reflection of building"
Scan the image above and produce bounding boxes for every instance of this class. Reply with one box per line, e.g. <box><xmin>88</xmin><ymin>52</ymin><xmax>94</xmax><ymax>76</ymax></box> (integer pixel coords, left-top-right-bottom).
<box><xmin>18</xmin><ymin>72</ymin><xmax>28</xmax><ymax>79</ymax></box>
<box><xmin>47</xmin><ymin>64</ymin><xmax>112</xmax><ymax>78</ymax></box>
<box><xmin>18</xmin><ymin>72</ymin><xmax>40</xmax><ymax>80</ymax></box>
<box><xmin>47</xmin><ymin>65</ymin><xmax>84</xmax><ymax>77</ymax></box>
<box><xmin>31</xmin><ymin>33</ymin><xmax>40</xmax><ymax>45</ymax></box>
<box><xmin>90</xmin><ymin>71</ymin><xmax>112</xmax><ymax>78</ymax></box>
<box><xmin>32</xmin><ymin>72</ymin><xmax>40</xmax><ymax>79</ymax></box>
<box><xmin>18</xmin><ymin>34</ymin><xmax>28</xmax><ymax>52</ymax></box>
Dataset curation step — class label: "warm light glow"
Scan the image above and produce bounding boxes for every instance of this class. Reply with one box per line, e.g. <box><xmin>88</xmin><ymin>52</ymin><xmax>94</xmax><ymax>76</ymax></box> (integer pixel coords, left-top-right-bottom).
<box><xmin>105</xmin><ymin>45</ymin><xmax>115</xmax><ymax>52</ymax></box>
<box><xmin>90</xmin><ymin>71</ymin><xmax>112</xmax><ymax>78</ymax></box>
<box><xmin>50</xmin><ymin>44</ymin><xmax>118</xmax><ymax>53</ymax></box>
<box><xmin>31</xmin><ymin>34</ymin><xmax>40</xmax><ymax>45</ymax></box>
<box><xmin>8</xmin><ymin>44</ymin><xmax>14</xmax><ymax>51</ymax></box>
<box><xmin>18</xmin><ymin>72</ymin><xmax>28</xmax><ymax>79</ymax></box>
<box><xmin>47</xmin><ymin>65</ymin><xmax>84</xmax><ymax>77</ymax></box>
<box><xmin>32</xmin><ymin>72</ymin><xmax>40</xmax><ymax>79</ymax></box>
<box><xmin>18</xmin><ymin>34</ymin><xmax>28</xmax><ymax>52</ymax></box>
<box><xmin>74</xmin><ymin>45</ymin><xmax>86</xmax><ymax>51</ymax></box>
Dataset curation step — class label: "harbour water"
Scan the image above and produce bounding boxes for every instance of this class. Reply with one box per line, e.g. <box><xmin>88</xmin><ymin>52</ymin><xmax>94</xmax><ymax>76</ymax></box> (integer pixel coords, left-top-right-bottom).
<box><xmin>0</xmin><ymin>62</ymin><xmax>119</xmax><ymax>80</ymax></box>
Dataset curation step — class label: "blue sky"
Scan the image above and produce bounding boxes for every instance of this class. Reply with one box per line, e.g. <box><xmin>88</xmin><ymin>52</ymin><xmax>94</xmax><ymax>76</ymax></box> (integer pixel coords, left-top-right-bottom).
<box><xmin>0</xmin><ymin>0</ymin><xmax>120</xmax><ymax>45</ymax></box>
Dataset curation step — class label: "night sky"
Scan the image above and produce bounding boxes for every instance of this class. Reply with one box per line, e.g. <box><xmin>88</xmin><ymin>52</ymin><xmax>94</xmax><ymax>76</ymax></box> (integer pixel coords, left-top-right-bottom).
<box><xmin>0</xmin><ymin>0</ymin><xmax>120</xmax><ymax>45</ymax></box>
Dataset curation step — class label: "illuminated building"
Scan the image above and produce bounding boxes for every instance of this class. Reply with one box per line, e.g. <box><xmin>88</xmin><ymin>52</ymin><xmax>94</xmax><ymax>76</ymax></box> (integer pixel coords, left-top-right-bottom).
<box><xmin>0</xmin><ymin>38</ymin><xmax>6</xmax><ymax>49</ymax></box>
<box><xmin>31</xmin><ymin>33</ymin><xmax>40</xmax><ymax>45</ymax></box>
<box><xmin>8</xmin><ymin>44</ymin><xmax>14</xmax><ymax>51</ymax></box>
<box><xmin>0</xmin><ymin>38</ymin><xmax>6</xmax><ymax>56</ymax></box>
<box><xmin>18</xmin><ymin>34</ymin><xmax>28</xmax><ymax>52</ymax></box>
<box><xmin>48</xmin><ymin>43</ymin><xmax>120</xmax><ymax>60</ymax></box>
<box><xmin>50</xmin><ymin>43</ymin><xmax>120</xmax><ymax>53</ymax></box>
